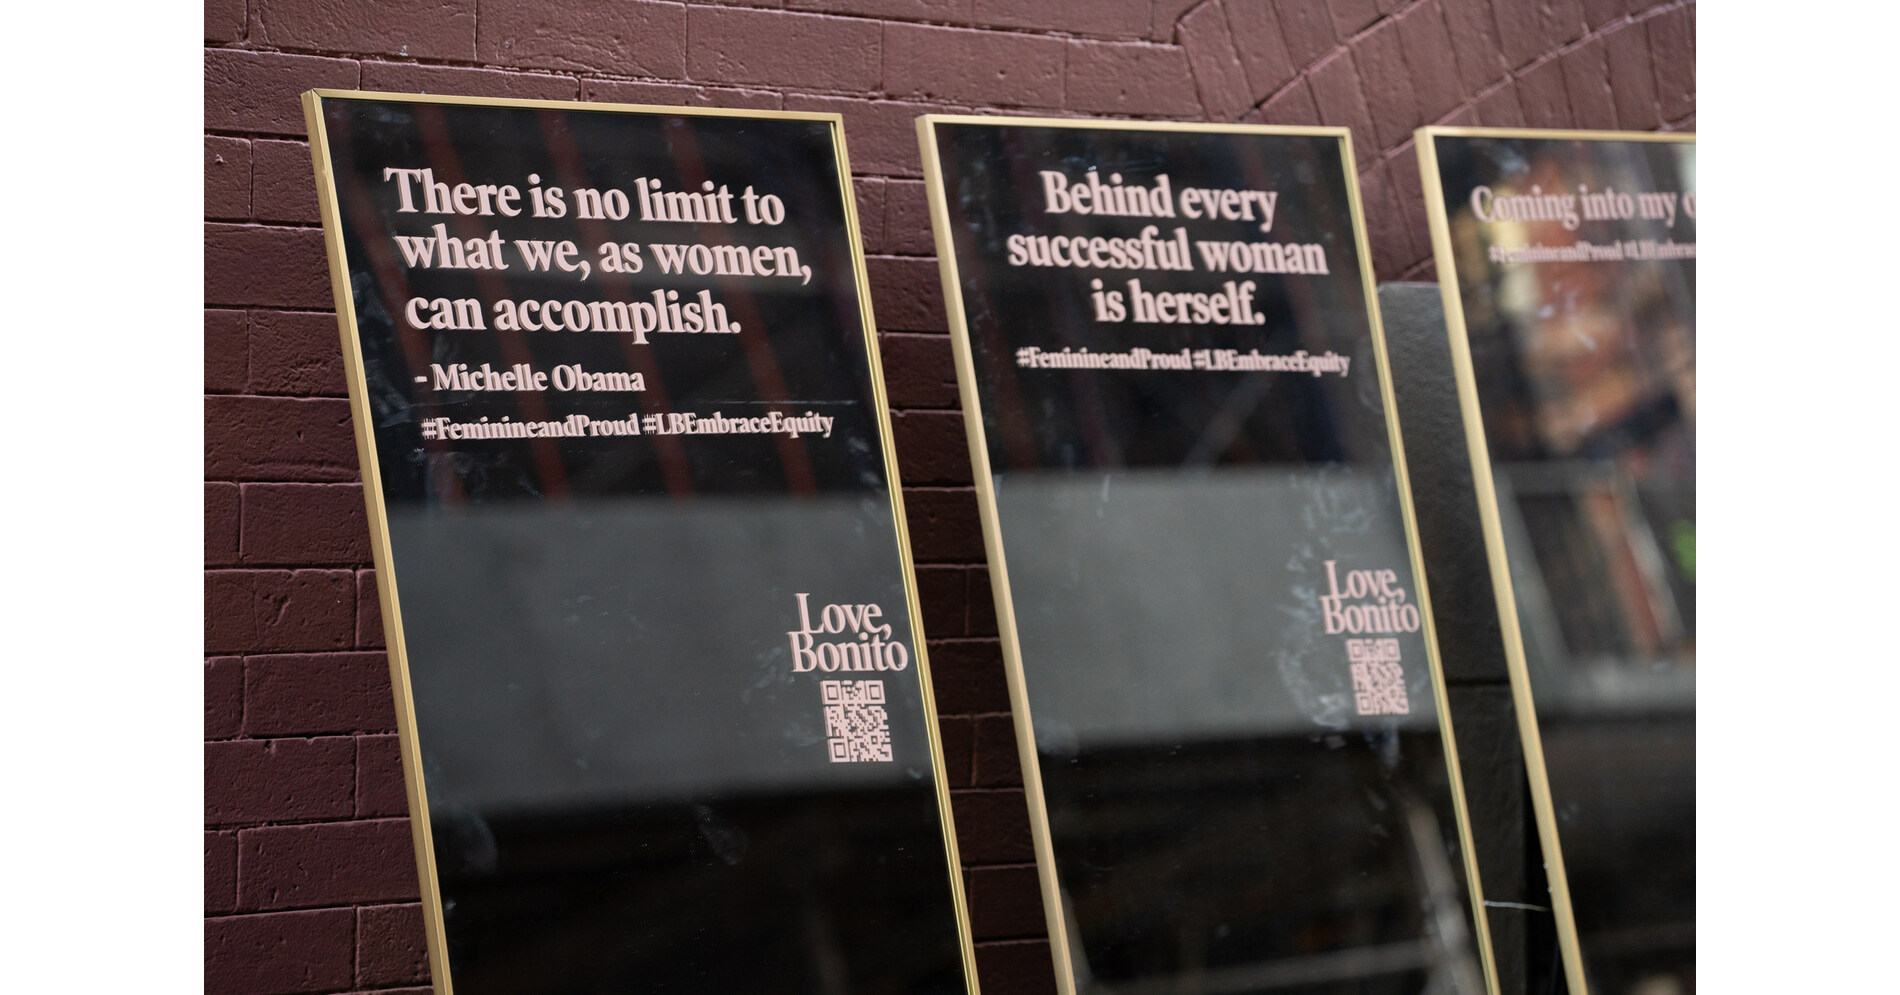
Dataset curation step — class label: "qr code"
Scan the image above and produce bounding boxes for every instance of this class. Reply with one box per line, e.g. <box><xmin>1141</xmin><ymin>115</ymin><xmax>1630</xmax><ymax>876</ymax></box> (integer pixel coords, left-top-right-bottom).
<box><xmin>1347</xmin><ymin>638</ymin><xmax>1410</xmax><ymax>715</ymax></box>
<box><xmin>822</xmin><ymin>680</ymin><xmax>893</xmax><ymax>763</ymax></box>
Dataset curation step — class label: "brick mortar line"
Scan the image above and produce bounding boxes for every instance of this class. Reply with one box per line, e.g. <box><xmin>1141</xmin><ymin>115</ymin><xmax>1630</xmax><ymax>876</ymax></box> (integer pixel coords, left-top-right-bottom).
<box><xmin>197</xmin><ymin>391</ymin><xmax>345</xmax><ymax>400</ymax></box>
<box><xmin>203</xmin><ymin>306</ymin><xmax>339</xmax><ymax>318</ymax></box>
<box><xmin>198</xmin><ymin>389</ymin><xmax>348</xmax><ymax>401</ymax></box>
<box><xmin>1056</xmin><ymin>25</ymin><xmax>1068</xmax><ymax>109</ymax></box>
<box><xmin>203</xmin><ymin>738</ymin><xmax>395</xmax><ymax>747</ymax></box>
<box><xmin>211</xmin><ymin>480</ymin><xmax>968</xmax><ymax>491</ymax></box>
<box><xmin>206</xmin><ymin>736</ymin><xmax>387</xmax><ymax>744</ymax></box>
<box><xmin>1339</xmin><ymin>0</ymin><xmax>1437</xmax><ymax>48</ymax></box>
<box><xmin>202</xmin><ymin>565</ymin><xmax>361</xmax><ymax>570</ymax></box>
<box><xmin>204</xmin><ymin>730</ymin><xmax>393</xmax><ymax>740</ymax></box>
<box><xmin>203</xmin><ymin>116</ymin><xmax>1182</xmax><ymax>145</ymax></box>
<box><xmin>208</xmin><ymin>650</ymin><xmax>383</xmax><ymax>659</ymax></box>
<box><xmin>213</xmin><ymin>899</ymin><xmax>424</xmax><ymax>916</ymax></box>
<box><xmin>1166</xmin><ymin>0</ymin><xmax>1219</xmax><ymax>44</ymax></box>
<box><xmin>874</xmin><ymin>8</ymin><xmax>885</xmax><ymax>105</ymax></box>
<box><xmin>213</xmin><ymin>818</ymin><xmax>412</xmax><ymax>832</ymax></box>
<box><xmin>212</xmin><ymin>5</ymin><xmax>1175</xmax><ymax>59</ymax></box>
<box><xmin>203</xmin><ymin>909</ymin><xmax>408</xmax><ymax>921</ymax></box>
<box><xmin>204</xmin><ymin>218</ymin><xmax>325</xmax><ymax>230</ymax></box>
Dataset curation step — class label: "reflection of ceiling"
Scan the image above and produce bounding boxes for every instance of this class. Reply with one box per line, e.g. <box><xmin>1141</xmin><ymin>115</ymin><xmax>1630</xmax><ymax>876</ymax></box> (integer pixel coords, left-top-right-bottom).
<box><xmin>387</xmin><ymin>496</ymin><xmax>922</xmax><ymax>815</ymax></box>
<box><xmin>994</xmin><ymin>465</ymin><xmax>1440</xmax><ymax>747</ymax></box>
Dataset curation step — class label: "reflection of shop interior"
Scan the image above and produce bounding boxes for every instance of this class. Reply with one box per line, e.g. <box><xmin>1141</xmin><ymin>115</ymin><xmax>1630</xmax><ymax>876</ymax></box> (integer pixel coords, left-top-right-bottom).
<box><xmin>1496</xmin><ymin>464</ymin><xmax>1694</xmax><ymax>689</ymax></box>
<box><xmin>1496</xmin><ymin>463</ymin><xmax>1695</xmax><ymax>995</ymax></box>
<box><xmin>1379</xmin><ymin>278</ymin><xmax>1695</xmax><ymax>995</ymax></box>
<box><xmin>1461</xmin><ymin>144</ymin><xmax>1696</xmax><ymax>994</ymax></box>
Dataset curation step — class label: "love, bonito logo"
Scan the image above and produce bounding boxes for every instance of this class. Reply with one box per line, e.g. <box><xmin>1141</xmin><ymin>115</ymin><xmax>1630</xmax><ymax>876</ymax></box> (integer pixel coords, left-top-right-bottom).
<box><xmin>1319</xmin><ymin>560</ymin><xmax>1422</xmax><ymax>635</ymax></box>
<box><xmin>787</xmin><ymin>593</ymin><xmax>911</xmax><ymax>673</ymax></box>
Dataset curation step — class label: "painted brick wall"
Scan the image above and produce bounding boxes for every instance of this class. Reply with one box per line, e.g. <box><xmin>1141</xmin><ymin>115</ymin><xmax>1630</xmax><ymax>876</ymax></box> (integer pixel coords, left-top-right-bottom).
<box><xmin>203</xmin><ymin>2</ymin><xmax>1694</xmax><ymax>991</ymax></box>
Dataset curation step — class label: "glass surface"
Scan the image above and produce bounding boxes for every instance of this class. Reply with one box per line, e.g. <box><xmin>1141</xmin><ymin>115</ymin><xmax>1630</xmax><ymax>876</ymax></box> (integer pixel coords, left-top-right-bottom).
<box><xmin>1428</xmin><ymin>134</ymin><xmax>1695</xmax><ymax>995</ymax></box>
<box><xmin>316</xmin><ymin>96</ymin><xmax>969</xmax><ymax>994</ymax></box>
<box><xmin>928</xmin><ymin>121</ymin><xmax>1490</xmax><ymax>995</ymax></box>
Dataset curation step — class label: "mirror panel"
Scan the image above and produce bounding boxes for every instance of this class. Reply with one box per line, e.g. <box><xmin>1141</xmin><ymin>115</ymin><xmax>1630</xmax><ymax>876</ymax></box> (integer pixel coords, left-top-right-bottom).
<box><xmin>1419</xmin><ymin>128</ymin><xmax>1696</xmax><ymax>995</ymax></box>
<box><xmin>306</xmin><ymin>92</ymin><xmax>976</xmax><ymax>995</ymax></box>
<box><xmin>921</xmin><ymin>117</ymin><xmax>1496</xmax><ymax>995</ymax></box>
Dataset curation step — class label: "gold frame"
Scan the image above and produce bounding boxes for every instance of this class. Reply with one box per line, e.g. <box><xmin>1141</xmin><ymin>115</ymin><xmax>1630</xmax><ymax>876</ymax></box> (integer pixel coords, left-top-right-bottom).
<box><xmin>917</xmin><ymin>112</ymin><xmax>1499</xmax><ymax>995</ymax></box>
<box><xmin>302</xmin><ymin>89</ymin><xmax>980</xmax><ymax>995</ymax></box>
<box><xmin>1414</xmin><ymin>124</ymin><xmax>1697</xmax><ymax>995</ymax></box>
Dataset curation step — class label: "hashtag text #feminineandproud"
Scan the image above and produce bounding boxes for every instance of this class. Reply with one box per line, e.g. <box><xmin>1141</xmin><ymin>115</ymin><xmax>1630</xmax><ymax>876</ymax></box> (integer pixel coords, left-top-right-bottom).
<box><xmin>418</xmin><ymin>409</ymin><xmax>836</xmax><ymax>441</ymax></box>
<box><xmin>1014</xmin><ymin>346</ymin><xmax>1349</xmax><ymax>376</ymax></box>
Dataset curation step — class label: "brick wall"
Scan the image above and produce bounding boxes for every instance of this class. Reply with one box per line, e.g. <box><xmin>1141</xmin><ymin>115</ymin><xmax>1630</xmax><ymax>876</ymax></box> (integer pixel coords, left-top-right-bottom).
<box><xmin>203</xmin><ymin>2</ymin><xmax>1694</xmax><ymax>991</ymax></box>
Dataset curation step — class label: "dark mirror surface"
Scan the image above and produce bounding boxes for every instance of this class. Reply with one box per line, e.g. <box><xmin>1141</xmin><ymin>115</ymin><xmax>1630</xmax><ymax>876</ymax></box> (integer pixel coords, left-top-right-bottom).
<box><xmin>928</xmin><ymin>121</ymin><xmax>1492</xmax><ymax>995</ymax></box>
<box><xmin>1428</xmin><ymin>133</ymin><xmax>1695</xmax><ymax>995</ymax></box>
<box><xmin>315</xmin><ymin>96</ymin><xmax>970</xmax><ymax>995</ymax></box>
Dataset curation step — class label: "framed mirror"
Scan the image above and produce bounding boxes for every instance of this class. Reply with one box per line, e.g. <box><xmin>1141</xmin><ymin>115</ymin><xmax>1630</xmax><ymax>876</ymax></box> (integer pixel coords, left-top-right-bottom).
<box><xmin>920</xmin><ymin>115</ymin><xmax>1498</xmax><ymax>995</ymax></box>
<box><xmin>1417</xmin><ymin>127</ymin><xmax>1695</xmax><ymax>995</ymax></box>
<box><xmin>305</xmin><ymin>90</ymin><xmax>978</xmax><ymax>994</ymax></box>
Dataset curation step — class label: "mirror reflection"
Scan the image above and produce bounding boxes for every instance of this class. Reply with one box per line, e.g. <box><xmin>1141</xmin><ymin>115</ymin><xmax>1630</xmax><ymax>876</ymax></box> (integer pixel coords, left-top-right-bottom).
<box><xmin>928</xmin><ymin>120</ymin><xmax>1493</xmax><ymax>995</ymax></box>
<box><xmin>1432</xmin><ymin>133</ymin><xmax>1696</xmax><ymax>995</ymax></box>
<box><xmin>317</xmin><ymin>96</ymin><xmax>971</xmax><ymax>994</ymax></box>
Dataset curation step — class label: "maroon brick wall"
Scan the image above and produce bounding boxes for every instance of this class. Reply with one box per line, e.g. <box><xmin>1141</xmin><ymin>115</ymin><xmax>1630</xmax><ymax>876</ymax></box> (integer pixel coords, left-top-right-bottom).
<box><xmin>204</xmin><ymin>2</ymin><xmax>1694</xmax><ymax>991</ymax></box>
